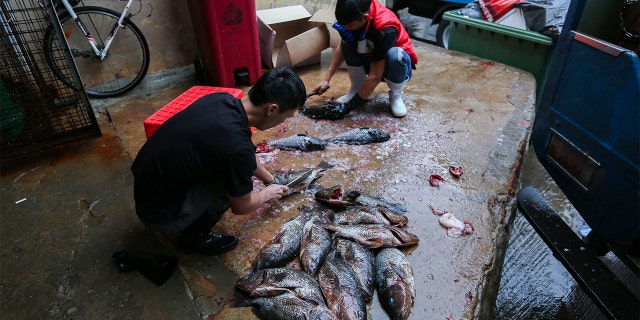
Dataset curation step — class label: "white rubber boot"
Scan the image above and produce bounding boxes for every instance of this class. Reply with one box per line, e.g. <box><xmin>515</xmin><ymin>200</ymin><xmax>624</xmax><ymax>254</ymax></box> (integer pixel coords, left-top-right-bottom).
<box><xmin>385</xmin><ymin>78</ymin><xmax>408</xmax><ymax>117</ymax></box>
<box><xmin>336</xmin><ymin>66</ymin><xmax>366</xmax><ymax>103</ymax></box>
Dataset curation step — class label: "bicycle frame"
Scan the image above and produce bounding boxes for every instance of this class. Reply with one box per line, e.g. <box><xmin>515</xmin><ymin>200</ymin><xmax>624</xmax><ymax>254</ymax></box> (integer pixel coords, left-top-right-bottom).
<box><xmin>57</xmin><ymin>0</ymin><xmax>134</xmax><ymax>60</ymax></box>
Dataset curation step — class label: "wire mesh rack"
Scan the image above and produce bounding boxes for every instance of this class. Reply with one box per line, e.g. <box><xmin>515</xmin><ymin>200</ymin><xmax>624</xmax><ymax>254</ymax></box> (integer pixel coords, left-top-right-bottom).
<box><xmin>1</xmin><ymin>0</ymin><xmax>100</xmax><ymax>162</ymax></box>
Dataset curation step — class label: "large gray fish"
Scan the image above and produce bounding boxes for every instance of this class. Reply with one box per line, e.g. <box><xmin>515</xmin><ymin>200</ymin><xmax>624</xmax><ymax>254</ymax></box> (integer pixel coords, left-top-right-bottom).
<box><xmin>254</xmin><ymin>206</ymin><xmax>314</xmax><ymax>270</ymax></box>
<box><xmin>274</xmin><ymin>161</ymin><xmax>334</xmax><ymax>197</ymax></box>
<box><xmin>331</xmin><ymin>205</ymin><xmax>408</xmax><ymax>227</ymax></box>
<box><xmin>330</xmin><ymin>127</ymin><xmax>391</xmax><ymax>145</ymax></box>
<box><xmin>229</xmin><ymin>291</ymin><xmax>336</xmax><ymax>320</ymax></box>
<box><xmin>299</xmin><ymin>208</ymin><xmax>333</xmax><ymax>276</ymax></box>
<box><xmin>334</xmin><ymin>238</ymin><xmax>376</xmax><ymax>302</ymax></box>
<box><xmin>318</xmin><ymin>223</ymin><xmax>419</xmax><ymax>248</ymax></box>
<box><xmin>256</xmin><ymin>133</ymin><xmax>327</xmax><ymax>152</ymax></box>
<box><xmin>315</xmin><ymin>185</ymin><xmax>408</xmax><ymax>214</ymax></box>
<box><xmin>375</xmin><ymin>247</ymin><xmax>416</xmax><ymax>320</ymax></box>
<box><xmin>235</xmin><ymin>267</ymin><xmax>326</xmax><ymax>307</ymax></box>
<box><xmin>317</xmin><ymin>250</ymin><xmax>367</xmax><ymax>320</ymax></box>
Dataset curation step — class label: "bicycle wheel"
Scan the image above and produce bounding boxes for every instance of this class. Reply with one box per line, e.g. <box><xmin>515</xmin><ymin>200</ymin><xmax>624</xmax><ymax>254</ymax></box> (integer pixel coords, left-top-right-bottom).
<box><xmin>44</xmin><ymin>6</ymin><xmax>150</xmax><ymax>98</ymax></box>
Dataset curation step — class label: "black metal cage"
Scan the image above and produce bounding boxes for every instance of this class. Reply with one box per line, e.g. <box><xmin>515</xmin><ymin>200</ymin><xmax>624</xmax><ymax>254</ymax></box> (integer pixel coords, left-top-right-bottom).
<box><xmin>1</xmin><ymin>0</ymin><xmax>100</xmax><ymax>162</ymax></box>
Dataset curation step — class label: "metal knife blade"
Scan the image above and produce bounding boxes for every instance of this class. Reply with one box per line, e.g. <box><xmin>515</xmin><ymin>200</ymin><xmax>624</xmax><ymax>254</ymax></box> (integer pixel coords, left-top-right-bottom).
<box><xmin>285</xmin><ymin>169</ymin><xmax>314</xmax><ymax>188</ymax></box>
<box><xmin>306</xmin><ymin>86</ymin><xmax>329</xmax><ymax>98</ymax></box>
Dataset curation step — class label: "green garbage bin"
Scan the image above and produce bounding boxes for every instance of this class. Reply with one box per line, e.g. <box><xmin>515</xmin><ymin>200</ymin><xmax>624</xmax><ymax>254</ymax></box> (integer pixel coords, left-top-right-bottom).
<box><xmin>443</xmin><ymin>10</ymin><xmax>556</xmax><ymax>104</ymax></box>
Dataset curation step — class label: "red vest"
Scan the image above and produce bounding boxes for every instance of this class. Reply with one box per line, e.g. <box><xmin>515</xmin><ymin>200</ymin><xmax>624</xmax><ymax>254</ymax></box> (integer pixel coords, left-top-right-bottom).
<box><xmin>370</xmin><ymin>0</ymin><xmax>418</xmax><ymax>65</ymax></box>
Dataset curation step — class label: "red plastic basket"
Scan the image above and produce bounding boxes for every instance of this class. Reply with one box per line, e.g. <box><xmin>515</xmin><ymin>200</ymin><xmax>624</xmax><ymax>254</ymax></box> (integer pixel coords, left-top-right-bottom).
<box><xmin>143</xmin><ymin>86</ymin><xmax>244</xmax><ymax>139</ymax></box>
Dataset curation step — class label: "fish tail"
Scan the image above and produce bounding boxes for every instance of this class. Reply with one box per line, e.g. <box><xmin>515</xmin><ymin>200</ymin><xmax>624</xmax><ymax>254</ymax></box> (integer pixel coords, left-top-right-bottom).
<box><xmin>317</xmin><ymin>160</ymin><xmax>334</xmax><ymax>169</ymax></box>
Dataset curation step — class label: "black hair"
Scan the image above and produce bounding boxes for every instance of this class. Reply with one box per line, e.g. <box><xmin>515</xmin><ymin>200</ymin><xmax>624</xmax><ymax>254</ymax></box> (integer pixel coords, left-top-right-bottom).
<box><xmin>335</xmin><ymin>0</ymin><xmax>371</xmax><ymax>25</ymax></box>
<box><xmin>248</xmin><ymin>67</ymin><xmax>306</xmax><ymax>113</ymax></box>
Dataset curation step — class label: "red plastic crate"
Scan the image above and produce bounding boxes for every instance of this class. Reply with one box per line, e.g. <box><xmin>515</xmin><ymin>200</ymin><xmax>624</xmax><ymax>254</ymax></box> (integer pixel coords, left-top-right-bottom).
<box><xmin>143</xmin><ymin>86</ymin><xmax>244</xmax><ymax>139</ymax></box>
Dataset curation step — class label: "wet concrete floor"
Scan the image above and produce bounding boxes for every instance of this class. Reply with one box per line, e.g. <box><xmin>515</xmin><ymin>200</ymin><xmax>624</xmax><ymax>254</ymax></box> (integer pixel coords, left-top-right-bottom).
<box><xmin>0</xmin><ymin>40</ymin><xmax>536</xmax><ymax>319</ymax></box>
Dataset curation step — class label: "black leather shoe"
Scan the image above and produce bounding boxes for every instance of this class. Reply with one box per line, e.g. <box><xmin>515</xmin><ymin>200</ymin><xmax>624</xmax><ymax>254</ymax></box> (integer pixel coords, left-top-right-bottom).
<box><xmin>179</xmin><ymin>231</ymin><xmax>239</xmax><ymax>256</ymax></box>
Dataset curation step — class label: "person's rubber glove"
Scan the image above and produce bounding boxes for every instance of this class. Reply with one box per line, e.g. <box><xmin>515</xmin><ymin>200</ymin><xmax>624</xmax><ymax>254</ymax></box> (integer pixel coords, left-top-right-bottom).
<box><xmin>317</xmin><ymin>94</ymin><xmax>367</xmax><ymax>121</ymax></box>
<box><xmin>265</xmin><ymin>175</ymin><xmax>286</xmax><ymax>186</ymax></box>
<box><xmin>345</xmin><ymin>94</ymin><xmax>366</xmax><ymax>111</ymax></box>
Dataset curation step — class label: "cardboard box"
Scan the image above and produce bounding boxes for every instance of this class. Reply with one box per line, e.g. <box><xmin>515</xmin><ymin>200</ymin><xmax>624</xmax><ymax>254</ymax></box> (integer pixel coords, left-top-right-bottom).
<box><xmin>257</xmin><ymin>6</ymin><xmax>336</xmax><ymax>69</ymax></box>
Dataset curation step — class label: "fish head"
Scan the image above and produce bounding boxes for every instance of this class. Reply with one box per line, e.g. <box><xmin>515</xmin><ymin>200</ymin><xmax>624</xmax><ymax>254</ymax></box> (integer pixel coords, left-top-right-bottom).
<box><xmin>255</xmin><ymin>143</ymin><xmax>275</xmax><ymax>153</ymax></box>
<box><xmin>315</xmin><ymin>185</ymin><xmax>351</xmax><ymax>208</ymax></box>
<box><xmin>388</xmin><ymin>225</ymin><xmax>420</xmax><ymax>246</ymax></box>
<box><xmin>367</xmin><ymin>128</ymin><xmax>391</xmax><ymax>142</ymax></box>
<box><xmin>379</xmin><ymin>284</ymin><xmax>414</xmax><ymax>320</ymax></box>
<box><xmin>315</xmin><ymin>185</ymin><xmax>342</xmax><ymax>201</ymax></box>
<box><xmin>235</xmin><ymin>270</ymin><xmax>272</xmax><ymax>294</ymax></box>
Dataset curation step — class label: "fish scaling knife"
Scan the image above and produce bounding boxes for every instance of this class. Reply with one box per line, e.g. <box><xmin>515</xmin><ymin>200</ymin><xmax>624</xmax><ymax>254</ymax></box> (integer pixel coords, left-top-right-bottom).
<box><xmin>285</xmin><ymin>169</ymin><xmax>314</xmax><ymax>188</ymax></box>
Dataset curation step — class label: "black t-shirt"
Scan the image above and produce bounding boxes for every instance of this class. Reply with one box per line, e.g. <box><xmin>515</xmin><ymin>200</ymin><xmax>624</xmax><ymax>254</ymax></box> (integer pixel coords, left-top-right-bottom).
<box><xmin>366</xmin><ymin>25</ymin><xmax>398</xmax><ymax>62</ymax></box>
<box><xmin>342</xmin><ymin>20</ymin><xmax>397</xmax><ymax>62</ymax></box>
<box><xmin>131</xmin><ymin>93</ymin><xmax>255</xmax><ymax>224</ymax></box>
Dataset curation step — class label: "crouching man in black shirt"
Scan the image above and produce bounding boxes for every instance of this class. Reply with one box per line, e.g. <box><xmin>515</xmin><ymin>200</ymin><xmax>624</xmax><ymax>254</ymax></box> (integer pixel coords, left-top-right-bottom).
<box><xmin>131</xmin><ymin>67</ymin><xmax>306</xmax><ymax>255</ymax></box>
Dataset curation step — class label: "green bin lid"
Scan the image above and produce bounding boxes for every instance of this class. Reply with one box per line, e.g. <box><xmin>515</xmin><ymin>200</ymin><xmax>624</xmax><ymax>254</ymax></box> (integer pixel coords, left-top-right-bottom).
<box><xmin>443</xmin><ymin>11</ymin><xmax>554</xmax><ymax>46</ymax></box>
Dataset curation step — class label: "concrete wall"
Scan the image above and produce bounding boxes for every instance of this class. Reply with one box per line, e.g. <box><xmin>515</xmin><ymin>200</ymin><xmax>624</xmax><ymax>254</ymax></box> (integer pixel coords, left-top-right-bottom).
<box><xmin>79</xmin><ymin>1</ymin><xmax>199</xmax><ymax>75</ymax></box>
<box><xmin>79</xmin><ymin>0</ymin><xmax>383</xmax><ymax>78</ymax></box>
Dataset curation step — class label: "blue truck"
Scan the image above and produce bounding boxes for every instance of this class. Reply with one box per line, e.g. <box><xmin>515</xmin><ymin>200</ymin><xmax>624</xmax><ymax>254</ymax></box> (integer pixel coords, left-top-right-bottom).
<box><xmin>516</xmin><ymin>0</ymin><xmax>639</xmax><ymax>318</ymax></box>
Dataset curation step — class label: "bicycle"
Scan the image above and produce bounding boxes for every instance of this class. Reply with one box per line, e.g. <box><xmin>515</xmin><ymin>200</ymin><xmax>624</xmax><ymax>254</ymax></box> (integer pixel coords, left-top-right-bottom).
<box><xmin>43</xmin><ymin>0</ymin><xmax>150</xmax><ymax>98</ymax></box>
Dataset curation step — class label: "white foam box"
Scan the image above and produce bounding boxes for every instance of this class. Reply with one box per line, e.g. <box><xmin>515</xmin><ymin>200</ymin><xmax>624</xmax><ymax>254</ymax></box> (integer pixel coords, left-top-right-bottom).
<box><xmin>496</xmin><ymin>8</ymin><xmax>528</xmax><ymax>30</ymax></box>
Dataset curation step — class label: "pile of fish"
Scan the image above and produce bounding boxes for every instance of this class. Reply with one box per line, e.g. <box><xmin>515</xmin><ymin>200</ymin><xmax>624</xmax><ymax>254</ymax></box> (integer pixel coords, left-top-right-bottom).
<box><xmin>255</xmin><ymin>127</ymin><xmax>390</xmax><ymax>152</ymax></box>
<box><xmin>230</xmin><ymin>185</ymin><xmax>418</xmax><ymax>320</ymax></box>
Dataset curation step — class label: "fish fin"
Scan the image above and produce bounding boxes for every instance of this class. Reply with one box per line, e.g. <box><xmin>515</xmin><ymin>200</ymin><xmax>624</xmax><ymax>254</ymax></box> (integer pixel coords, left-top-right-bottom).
<box><xmin>271</xmin><ymin>229</ymin><xmax>287</xmax><ymax>243</ymax></box>
<box><xmin>378</xmin><ymin>207</ymin><xmax>409</xmax><ymax>226</ymax></box>
<box><xmin>342</xmin><ymin>242</ymin><xmax>357</xmax><ymax>262</ymax></box>
<box><xmin>228</xmin><ymin>289</ymin><xmax>253</xmax><ymax>308</ymax></box>
<box><xmin>392</xmin><ymin>263</ymin><xmax>411</xmax><ymax>282</ymax></box>
<box><xmin>316</xmin><ymin>222</ymin><xmax>337</xmax><ymax>232</ymax></box>
<box><xmin>387</xmin><ymin>225</ymin><xmax>420</xmax><ymax>245</ymax></box>
<box><xmin>367</xmin><ymin>240</ymin><xmax>384</xmax><ymax>248</ymax></box>
<box><xmin>316</xmin><ymin>160</ymin><xmax>334</xmax><ymax>169</ymax></box>
<box><xmin>299</xmin><ymin>207</ymin><xmax>315</xmax><ymax>222</ymax></box>
<box><xmin>360</xmin><ymin>239</ymin><xmax>383</xmax><ymax>248</ymax></box>
<box><xmin>324</xmin><ymin>210</ymin><xmax>336</xmax><ymax>223</ymax></box>
<box><xmin>302</xmin><ymin>226</ymin><xmax>315</xmax><ymax>244</ymax></box>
